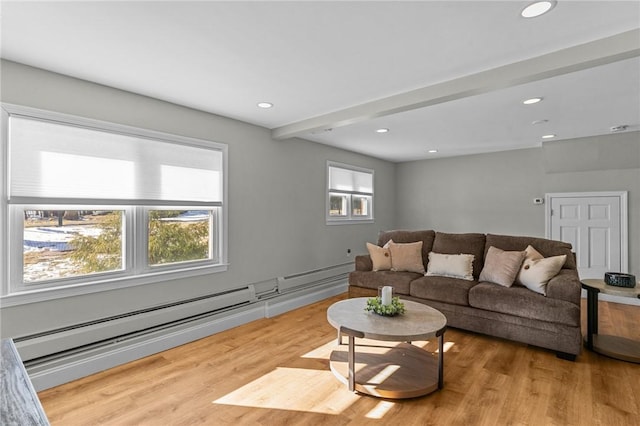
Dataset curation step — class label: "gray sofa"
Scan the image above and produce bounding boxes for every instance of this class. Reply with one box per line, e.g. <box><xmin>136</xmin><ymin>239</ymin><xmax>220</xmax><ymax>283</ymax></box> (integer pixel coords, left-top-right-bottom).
<box><xmin>348</xmin><ymin>230</ymin><xmax>582</xmax><ymax>360</ymax></box>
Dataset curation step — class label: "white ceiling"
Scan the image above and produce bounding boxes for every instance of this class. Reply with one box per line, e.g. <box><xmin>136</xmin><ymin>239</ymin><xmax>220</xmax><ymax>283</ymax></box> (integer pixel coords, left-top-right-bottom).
<box><xmin>1</xmin><ymin>1</ymin><xmax>639</xmax><ymax>162</ymax></box>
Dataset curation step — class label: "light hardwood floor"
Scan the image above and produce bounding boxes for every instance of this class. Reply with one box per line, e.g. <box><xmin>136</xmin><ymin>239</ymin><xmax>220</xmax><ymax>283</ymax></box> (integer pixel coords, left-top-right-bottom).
<box><xmin>38</xmin><ymin>294</ymin><xmax>640</xmax><ymax>426</ymax></box>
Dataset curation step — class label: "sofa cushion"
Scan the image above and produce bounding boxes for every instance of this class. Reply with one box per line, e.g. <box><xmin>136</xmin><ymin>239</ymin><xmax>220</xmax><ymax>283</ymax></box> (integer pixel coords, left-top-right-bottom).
<box><xmin>388</xmin><ymin>241</ymin><xmax>426</xmax><ymax>274</ymax></box>
<box><xmin>378</xmin><ymin>230</ymin><xmax>435</xmax><ymax>268</ymax></box>
<box><xmin>348</xmin><ymin>271</ymin><xmax>421</xmax><ymax>295</ymax></box>
<box><xmin>366</xmin><ymin>242</ymin><xmax>392</xmax><ymax>271</ymax></box>
<box><xmin>479</xmin><ymin>246</ymin><xmax>526</xmax><ymax>287</ymax></box>
<box><xmin>426</xmin><ymin>252</ymin><xmax>474</xmax><ymax>280</ymax></box>
<box><xmin>468</xmin><ymin>283</ymin><xmax>580</xmax><ymax>327</ymax></box>
<box><xmin>485</xmin><ymin>234</ymin><xmax>576</xmax><ymax>270</ymax></box>
<box><xmin>410</xmin><ymin>275</ymin><xmax>477</xmax><ymax>306</ymax></box>
<box><xmin>516</xmin><ymin>246</ymin><xmax>567</xmax><ymax>296</ymax></box>
<box><xmin>432</xmin><ymin>232</ymin><xmax>486</xmax><ymax>278</ymax></box>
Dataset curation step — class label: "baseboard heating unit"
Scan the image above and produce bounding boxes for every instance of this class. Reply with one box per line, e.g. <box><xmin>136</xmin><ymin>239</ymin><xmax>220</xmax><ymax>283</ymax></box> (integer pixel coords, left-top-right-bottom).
<box><xmin>276</xmin><ymin>262</ymin><xmax>352</xmax><ymax>293</ymax></box>
<box><xmin>18</xmin><ymin>287</ymin><xmax>260</xmax><ymax>390</ymax></box>
<box><xmin>17</xmin><ymin>264</ymin><xmax>351</xmax><ymax>391</ymax></box>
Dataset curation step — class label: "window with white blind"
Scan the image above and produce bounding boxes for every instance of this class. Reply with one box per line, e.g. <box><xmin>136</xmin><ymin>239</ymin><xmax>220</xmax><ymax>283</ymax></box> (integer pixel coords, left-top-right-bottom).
<box><xmin>326</xmin><ymin>161</ymin><xmax>374</xmax><ymax>224</ymax></box>
<box><xmin>1</xmin><ymin>104</ymin><xmax>228</xmax><ymax>298</ymax></box>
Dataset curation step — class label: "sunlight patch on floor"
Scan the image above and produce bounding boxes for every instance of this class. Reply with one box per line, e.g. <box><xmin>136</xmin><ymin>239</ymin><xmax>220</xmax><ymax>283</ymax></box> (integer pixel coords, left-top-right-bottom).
<box><xmin>365</xmin><ymin>400</ymin><xmax>396</xmax><ymax>419</ymax></box>
<box><xmin>439</xmin><ymin>341</ymin><xmax>455</xmax><ymax>353</ymax></box>
<box><xmin>213</xmin><ymin>367</ymin><xmax>359</xmax><ymax>414</ymax></box>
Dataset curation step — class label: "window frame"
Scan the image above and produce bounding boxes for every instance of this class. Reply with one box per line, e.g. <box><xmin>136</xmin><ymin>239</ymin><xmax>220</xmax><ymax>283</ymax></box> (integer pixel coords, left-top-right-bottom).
<box><xmin>326</xmin><ymin>161</ymin><xmax>374</xmax><ymax>225</ymax></box>
<box><xmin>1</xmin><ymin>104</ymin><xmax>228</xmax><ymax>306</ymax></box>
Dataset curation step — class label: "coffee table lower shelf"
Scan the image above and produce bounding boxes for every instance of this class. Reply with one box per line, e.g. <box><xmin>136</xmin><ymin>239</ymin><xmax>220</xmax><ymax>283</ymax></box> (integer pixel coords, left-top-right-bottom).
<box><xmin>329</xmin><ymin>342</ymin><xmax>440</xmax><ymax>399</ymax></box>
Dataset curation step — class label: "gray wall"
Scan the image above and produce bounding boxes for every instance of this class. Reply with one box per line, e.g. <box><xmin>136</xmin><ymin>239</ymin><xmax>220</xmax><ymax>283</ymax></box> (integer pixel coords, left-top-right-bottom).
<box><xmin>0</xmin><ymin>60</ymin><xmax>396</xmax><ymax>338</ymax></box>
<box><xmin>397</xmin><ymin>133</ymin><xmax>640</xmax><ymax>277</ymax></box>
<box><xmin>2</xmin><ymin>58</ymin><xmax>638</xmax><ymax>342</ymax></box>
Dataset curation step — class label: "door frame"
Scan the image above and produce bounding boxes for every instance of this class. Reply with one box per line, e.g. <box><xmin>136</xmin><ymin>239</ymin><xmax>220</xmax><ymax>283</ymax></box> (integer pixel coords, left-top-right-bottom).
<box><xmin>545</xmin><ymin>191</ymin><xmax>628</xmax><ymax>274</ymax></box>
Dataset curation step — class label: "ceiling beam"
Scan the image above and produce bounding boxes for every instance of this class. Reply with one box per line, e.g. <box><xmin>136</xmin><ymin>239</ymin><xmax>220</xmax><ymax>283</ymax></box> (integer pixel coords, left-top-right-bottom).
<box><xmin>272</xmin><ymin>29</ymin><xmax>640</xmax><ymax>140</ymax></box>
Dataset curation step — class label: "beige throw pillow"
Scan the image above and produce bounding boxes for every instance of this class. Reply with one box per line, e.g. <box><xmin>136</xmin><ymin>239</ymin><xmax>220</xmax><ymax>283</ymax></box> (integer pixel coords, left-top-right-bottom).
<box><xmin>388</xmin><ymin>241</ymin><xmax>425</xmax><ymax>274</ymax></box>
<box><xmin>479</xmin><ymin>246</ymin><xmax>526</xmax><ymax>287</ymax></box>
<box><xmin>516</xmin><ymin>245</ymin><xmax>566</xmax><ymax>295</ymax></box>
<box><xmin>426</xmin><ymin>252</ymin><xmax>474</xmax><ymax>281</ymax></box>
<box><xmin>366</xmin><ymin>241</ymin><xmax>392</xmax><ymax>271</ymax></box>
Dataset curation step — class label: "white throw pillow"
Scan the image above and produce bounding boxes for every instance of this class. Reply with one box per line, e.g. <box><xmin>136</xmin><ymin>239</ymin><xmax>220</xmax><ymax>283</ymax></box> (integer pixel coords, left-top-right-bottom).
<box><xmin>516</xmin><ymin>245</ymin><xmax>566</xmax><ymax>295</ymax></box>
<box><xmin>426</xmin><ymin>252</ymin><xmax>474</xmax><ymax>281</ymax></box>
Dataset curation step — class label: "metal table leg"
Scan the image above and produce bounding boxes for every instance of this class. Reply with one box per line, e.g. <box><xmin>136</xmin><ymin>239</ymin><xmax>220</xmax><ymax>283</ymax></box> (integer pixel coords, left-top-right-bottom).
<box><xmin>585</xmin><ymin>287</ymin><xmax>599</xmax><ymax>350</ymax></box>
<box><xmin>438</xmin><ymin>330</ymin><xmax>444</xmax><ymax>389</ymax></box>
<box><xmin>347</xmin><ymin>335</ymin><xmax>355</xmax><ymax>392</ymax></box>
<box><xmin>339</xmin><ymin>326</ymin><xmax>364</xmax><ymax>393</ymax></box>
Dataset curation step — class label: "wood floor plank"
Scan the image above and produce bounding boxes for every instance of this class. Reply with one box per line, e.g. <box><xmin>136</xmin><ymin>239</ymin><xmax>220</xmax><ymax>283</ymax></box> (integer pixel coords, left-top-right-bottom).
<box><xmin>38</xmin><ymin>294</ymin><xmax>640</xmax><ymax>425</ymax></box>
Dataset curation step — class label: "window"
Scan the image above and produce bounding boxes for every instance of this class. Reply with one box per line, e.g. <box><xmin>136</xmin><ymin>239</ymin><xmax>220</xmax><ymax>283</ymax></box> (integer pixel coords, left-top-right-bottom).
<box><xmin>2</xmin><ymin>104</ymin><xmax>227</xmax><ymax>298</ymax></box>
<box><xmin>326</xmin><ymin>162</ymin><xmax>374</xmax><ymax>224</ymax></box>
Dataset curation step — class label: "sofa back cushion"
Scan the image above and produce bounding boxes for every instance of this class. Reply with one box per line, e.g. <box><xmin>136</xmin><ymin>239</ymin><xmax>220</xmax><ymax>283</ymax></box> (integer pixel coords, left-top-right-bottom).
<box><xmin>377</xmin><ymin>230</ymin><xmax>435</xmax><ymax>268</ymax></box>
<box><xmin>432</xmin><ymin>232</ymin><xmax>486</xmax><ymax>278</ymax></box>
<box><xmin>485</xmin><ymin>234</ymin><xmax>576</xmax><ymax>270</ymax></box>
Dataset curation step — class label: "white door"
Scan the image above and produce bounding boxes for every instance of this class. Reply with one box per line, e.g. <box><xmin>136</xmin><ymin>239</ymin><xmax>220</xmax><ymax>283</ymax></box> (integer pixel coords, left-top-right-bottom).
<box><xmin>546</xmin><ymin>192</ymin><xmax>628</xmax><ymax>279</ymax></box>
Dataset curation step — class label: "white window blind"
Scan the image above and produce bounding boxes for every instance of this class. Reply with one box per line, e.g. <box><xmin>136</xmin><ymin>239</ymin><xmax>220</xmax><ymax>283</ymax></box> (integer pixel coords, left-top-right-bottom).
<box><xmin>328</xmin><ymin>164</ymin><xmax>373</xmax><ymax>195</ymax></box>
<box><xmin>9</xmin><ymin>116</ymin><xmax>223</xmax><ymax>203</ymax></box>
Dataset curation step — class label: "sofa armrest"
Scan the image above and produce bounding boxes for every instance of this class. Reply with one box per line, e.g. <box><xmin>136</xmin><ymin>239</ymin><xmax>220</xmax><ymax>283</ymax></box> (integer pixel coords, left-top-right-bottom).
<box><xmin>546</xmin><ymin>269</ymin><xmax>581</xmax><ymax>306</ymax></box>
<box><xmin>355</xmin><ymin>255</ymin><xmax>373</xmax><ymax>271</ymax></box>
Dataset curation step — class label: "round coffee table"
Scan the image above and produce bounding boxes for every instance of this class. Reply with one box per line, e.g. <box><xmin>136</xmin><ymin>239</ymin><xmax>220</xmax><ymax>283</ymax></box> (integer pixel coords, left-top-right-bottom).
<box><xmin>581</xmin><ymin>278</ymin><xmax>640</xmax><ymax>363</ymax></box>
<box><xmin>326</xmin><ymin>297</ymin><xmax>447</xmax><ymax>399</ymax></box>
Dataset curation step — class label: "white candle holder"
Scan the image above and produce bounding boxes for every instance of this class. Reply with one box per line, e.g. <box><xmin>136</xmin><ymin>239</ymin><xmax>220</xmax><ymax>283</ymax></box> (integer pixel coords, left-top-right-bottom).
<box><xmin>378</xmin><ymin>285</ymin><xmax>393</xmax><ymax>306</ymax></box>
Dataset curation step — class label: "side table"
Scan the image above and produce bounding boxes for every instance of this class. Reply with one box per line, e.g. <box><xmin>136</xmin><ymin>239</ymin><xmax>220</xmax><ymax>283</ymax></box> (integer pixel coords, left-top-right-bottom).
<box><xmin>581</xmin><ymin>278</ymin><xmax>640</xmax><ymax>363</ymax></box>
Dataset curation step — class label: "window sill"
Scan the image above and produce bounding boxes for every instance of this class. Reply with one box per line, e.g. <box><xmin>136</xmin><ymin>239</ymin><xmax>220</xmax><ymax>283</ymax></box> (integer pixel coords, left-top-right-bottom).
<box><xmin>326</xmin><ymin>219</ymin><xmax>374</xmax><ymax>225</ymax></box>
<box><xmin>0</xmin><ymin>263</ymin><xmax>229</xmax><ymax>308</ymax></box>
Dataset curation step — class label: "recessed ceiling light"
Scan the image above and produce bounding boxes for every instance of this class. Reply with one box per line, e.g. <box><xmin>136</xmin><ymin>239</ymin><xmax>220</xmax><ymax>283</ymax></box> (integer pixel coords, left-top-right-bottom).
<box><xmin>542</xmin><ymin>134</ymin><xmax>556</xmax><ymax>139</ymax></box>
<box><xmin>376</xmin><ymin>128</ymin><xmax>389</xmax><ymax>133</ymax></box>
<box><xmin>532</xmin><ymin>119</ymin><xmax>548</xmax><ymax>125</ymax></box>
<box><xmin>257</xmin><ymin>102</ymin><xmax>273</xmax><ymax>109</ymax></box>
<box><xmin>521</xmin><ymin>1</ymin><xmax>556</xmax><ymax>18</ymax></box>
<box><xmin>428</xmin><ymin>149</ymin><xmax>438</xmax><ymax>153</ymax></box>
<box><xmin>523</xmin><ymin>97</ymin><xmax>543</xmax><ymax>105</ymax></box>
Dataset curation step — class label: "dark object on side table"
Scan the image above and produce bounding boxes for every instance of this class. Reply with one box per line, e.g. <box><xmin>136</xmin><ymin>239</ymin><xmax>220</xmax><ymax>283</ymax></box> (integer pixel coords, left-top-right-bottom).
<box><xmin>604</xmin><ymin>272</ymin><xmax>637</xmax><ymax>288</ymax></box>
